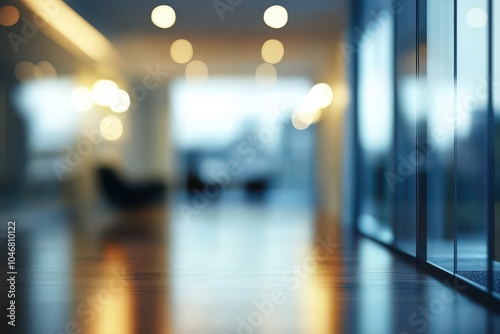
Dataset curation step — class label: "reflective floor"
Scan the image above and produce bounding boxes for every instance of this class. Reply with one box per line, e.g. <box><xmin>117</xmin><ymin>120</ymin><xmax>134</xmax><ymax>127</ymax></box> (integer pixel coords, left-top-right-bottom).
<box><xmin>1</xmin><ymin>193</ymin><xmax>500</xmax><ymax>334</ymax></box>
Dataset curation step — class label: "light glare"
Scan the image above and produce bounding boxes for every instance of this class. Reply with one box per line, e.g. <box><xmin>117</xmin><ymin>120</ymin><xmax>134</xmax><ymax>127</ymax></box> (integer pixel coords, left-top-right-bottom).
<box><xmin>14</xmin><ymin>61</ymin><xmax>36</xmax><ymax>83</ymax></box>
<box><xmin>261</xmin><ymin>39</ymin><xmax>285</xmax><ymax>64</ymax></box>
<box><xmin>170</xmin><ymin>39</ymin><xmax>193</xmax><ymax>64</ymax></box>
<box><xmin>185</xmin><ymin>60</ymin><xmax>209</xmax><ymax>84</ymax></box>
<box><xmin>466</xmin><ymin>8</ymin><xmax>487</xmax><ymax>28</ymax></box>
<box><xmin>110</xmin><ymin>89</ymin><xmax>131</xmax><ymax>113</ymax></box>
<box><xmin>151</xmin><ymin>5</ymin><xmax>176</xmax><ymax>28</ymax></box>
<box><xmin>92</xmin><ymin>80</ymin><xmax>119</xmax><ymax>106</ymax></box>
<box><xmin>255</xmin><ymin>63</ymin><xmax>277</xmax><ymax>87</ymax></box>
<box><xmin>263</xmin><ymin>5</ymin><xmax>288</xmax><ymax>29</ymax></box>
<box><xmin>100</xmin><ymin>115</ymin><xmax>123</xmax><ymax>141</ymax></box>
<box><xmin>292</xmin><ymin>111</ymin><xmax>311</xmax><ymax>130</ymax></box>
<box><xmin>0</xmin><ymin>5</ymin><xmax>20</xmax><ymax>27</ymax></box>
<box><xmin>71</xmin><ymin>86</ymin><xmax>93</xmax><ymax>112</ymax></box>
<box><xmin>308</xmin><ymin>83</ymin><xmax>334</xmax><ymax>109</ymax></box>
<box><xmin>33</xmin><ymin>61</ymin><xmax>57</xmax><ymax>79</ymax></box>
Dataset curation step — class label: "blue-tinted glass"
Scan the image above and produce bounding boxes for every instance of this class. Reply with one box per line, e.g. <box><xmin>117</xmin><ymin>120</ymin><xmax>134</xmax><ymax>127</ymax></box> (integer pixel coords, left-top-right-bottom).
<box><xmin>394</xmin><ymin>0</ymin><xmax>417</xmax><ymax>255</ymax></box>
<box><xmin>493</xmin><ymin>0</ymin><xmax>500</xmax><ymax>296</ymax></box>
<box><xmin>357</xmin><ymin>8</ymin><xmax>395</xmax><ymax>244</ymax></box>
<box><xmin>426</xmin><ymin>0</ymin><xmax>455</xmax><ymax>271</ymax></box>
<box><xmin>456</xmin><ymin>0</ymin><xmax>489</xmax><ymax>288</ymax></box>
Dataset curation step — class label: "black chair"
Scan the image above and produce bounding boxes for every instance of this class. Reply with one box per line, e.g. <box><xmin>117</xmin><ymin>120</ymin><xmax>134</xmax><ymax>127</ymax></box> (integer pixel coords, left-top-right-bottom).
<box><xmin>97</xmin><ymin>167</ymin><xmax>166</xmax><ymax>209</ymax></box>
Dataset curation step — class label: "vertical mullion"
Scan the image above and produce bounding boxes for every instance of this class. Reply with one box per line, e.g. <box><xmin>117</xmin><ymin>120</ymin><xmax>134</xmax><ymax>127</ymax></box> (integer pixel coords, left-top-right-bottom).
<box><xmin>487</xmin><ymin>0</ymin><xmax>494</xmax><ymax>293</ymax></box>
<box><xmin>415</xmin><ymin>0</ymin><xmax>427</xmax><ymax>265</ymax></box>
<box><xmin>393</xmin><ymin>0</ymin><xmax>398</xmax><ymax>248</ymax></box>
<box><xmin>353</xmin><ymin>0</ymin><xmax>361</xmax><ymax>234</ymax></box>
<box><xmin>453</xmin><ymin>0</ymin><xmax>458</xmax><ymax>275</ymax></box>
<box><xmin>416</xmin><ymin>0</ymin><xmax>428</xmax><ymax>266</ymax></box>
<box><xmin>416</xmin><ymin>0</ymin><xmax>420</xmax><ymax>261</ymax></box>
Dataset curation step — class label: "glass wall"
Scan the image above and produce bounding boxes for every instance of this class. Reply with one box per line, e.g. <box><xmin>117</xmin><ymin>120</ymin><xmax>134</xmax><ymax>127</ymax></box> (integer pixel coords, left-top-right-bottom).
<box><xmin>355</xmin><ymin>0</ymin><xmax>500</xmax><ymax>302</ymax></box>
<box><xmin>426</xmin><ymin>0</ymin><xmax>455</xmax><ymax>272</ymax></box>
<box><xmin>394</xmin><ymin>0</ymin><xmax>417</xmax><ymax>255</ymax></box>
<box><xmin>494</xmin><ymin>0</ymin><xmax>500</xmax><ymax>296</ymax></box>
<box><xmin>357</xmin><ymin>1</ymin><xmax>395</xmax><ymax>244</ymax></box>
<box><xmin>456</xmin><ymin>0</ymin><xmax>489</xmax><ymax>288</ymax></box>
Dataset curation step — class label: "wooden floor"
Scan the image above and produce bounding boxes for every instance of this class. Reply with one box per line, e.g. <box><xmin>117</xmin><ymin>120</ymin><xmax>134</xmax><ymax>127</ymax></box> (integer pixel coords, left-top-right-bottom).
<box><xmin>2</xmin><ymin>195</ymin><xmax>500</xmax><ymax>334</ymax></box>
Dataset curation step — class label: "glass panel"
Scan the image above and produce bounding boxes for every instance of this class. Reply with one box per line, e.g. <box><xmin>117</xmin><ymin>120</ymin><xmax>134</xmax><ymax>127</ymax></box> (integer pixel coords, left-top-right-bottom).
<box><xmin>357</xmin><ymin>9</ymin><xmax>395</xmax><ymax>244</ymax></box>
<box><xmin>394</xmin><ymin>0</ymin><xmax>417</xmax><ymax>255</ymax></box>
<box><xmin>426</xmin><ymin>0</ymin><xmax>455</xmax><ymax>271</ymax></box>
<box><xmin>456</xmin><ymin>0</ymin><xmax>489</xmax><ymax>287</ymax></box>
<box><xmin>493</xmin><ymin>0</ymin><xmax>500</xmax><ymax>295</ymax></box>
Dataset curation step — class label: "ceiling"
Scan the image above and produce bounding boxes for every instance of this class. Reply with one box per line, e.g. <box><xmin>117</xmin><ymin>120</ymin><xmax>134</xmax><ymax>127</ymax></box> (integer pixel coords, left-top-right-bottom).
<box><xmin>73</xmin><ymin>0</ymin><xmax>348</xmax><ymax>78</ymax></box>
<box><xmin>1</xmin><ymin>0</ymin><xmax>348</xmax><ymax>80</ymax></box>
<box><xmin>66</xmin><ymin>0</ymin><xmax>347</xmax><ymax>38</ymax></box>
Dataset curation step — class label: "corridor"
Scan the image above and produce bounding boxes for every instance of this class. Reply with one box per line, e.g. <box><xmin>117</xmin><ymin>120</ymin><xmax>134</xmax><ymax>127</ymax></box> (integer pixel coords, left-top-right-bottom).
<box><xmin>2</xmin><ymin>0</ymin><xmax>500</xmax><ymax>333</ymax></box>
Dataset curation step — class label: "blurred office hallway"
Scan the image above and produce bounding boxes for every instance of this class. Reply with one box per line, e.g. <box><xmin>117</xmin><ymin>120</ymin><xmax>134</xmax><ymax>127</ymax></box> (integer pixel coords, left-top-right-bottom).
<box><xmin>2</xmin><ymin>0</ymin><xmax>500</xmax><ymax>333</ymax></box>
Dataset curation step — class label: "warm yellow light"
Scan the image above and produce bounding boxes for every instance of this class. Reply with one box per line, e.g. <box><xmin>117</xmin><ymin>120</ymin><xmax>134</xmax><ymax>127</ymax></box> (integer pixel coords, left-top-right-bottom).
<box><xmin>22</xmin><ymin>0</ymin><xmax>118</xmax><ymax>63</ymax></box>
<box><xmin>332</xmin><ymin>84</ymin><xmax>350</xmax><ymax>111</ymax></box>
<box><xmin>255</xmin><ymin>63</ymin><xmax>277</xmax><ymax>87</ymax></box>
<box><xmin>185</xmin><ymin>60</ymin><xmax>209</xmax><ymax>84</ymax></box>
<box><xmin>466</xmin><ymin>7</ymin><xmax>487</xmax><ymax>28</ymax></box>
<box><xmin>292</xmin><ymin>106</ymin><xmax>322</xmax><ymax>129</ymax></box>
<box><xmin>90</xmin><ymin>246</ymin><xmax>133</xmax><ymax>334</ymax></box>
<box><xmin>292</xmin><ymin>110</ymin><xmax>312</xmax><ymax>130</ymax></box>
<box><xmin>310</xmin><ymin>108</ymin><xmax>323</xmax><ymax>123</ymax></box>
<box><xmin>309</xmin><ymin>83</ymin><xmax>334</xmax><ymax>108</ymax></box>
<box><xmin>71</xmin><ymin>86</ymin><xmax>93</xmax><ymax>112</ymax></box>
<box><xmin>263</xmin><ymin>5</ymin><xmax>288</xmax><ymax>29</ymax></box>
<box><xmin>33</xmin><ymin>61</ymin><xmax>57</xmax><ymax>79</ymax></box>
<box><xmin>261</xmin><ymin>39</ymin><xmax>285</xmax><ymax>64</ymax></box>
<box><xmin>151</xmin><ymin>5</ymin><xmax>176</xmax><ymax>28</ymax></box>
<box><xmin>291</xmin><ymin>84</ymin><xmax>333</xmax><ymax>129</ymax></box>
<box><xmin>0</xmin><ymin>5</ymin><xmax>20</xmax><ymax>27</ymax></box>
<box><xmin>170</xmin><ymin>39</ymin><xmax>193</xmax><ymax>64</ymax></box>
<box><xmin>92</xmin><ymin>80</ymin><xmax>119</xmax><ymax>106</ymax></box>
<box><xmin>110</xmin><ymin>90</ymin><xmax>131</xmax><ymax>113</ymax></box>
<box><xmin>14</xmin><ymin>61</ymin><xmax>36</xmax><ymax>83</ymax></box>
<box><xmin>100</xmin><ymin>115</ymin><xmax>123</xmax><ymax>141</ymax></box>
